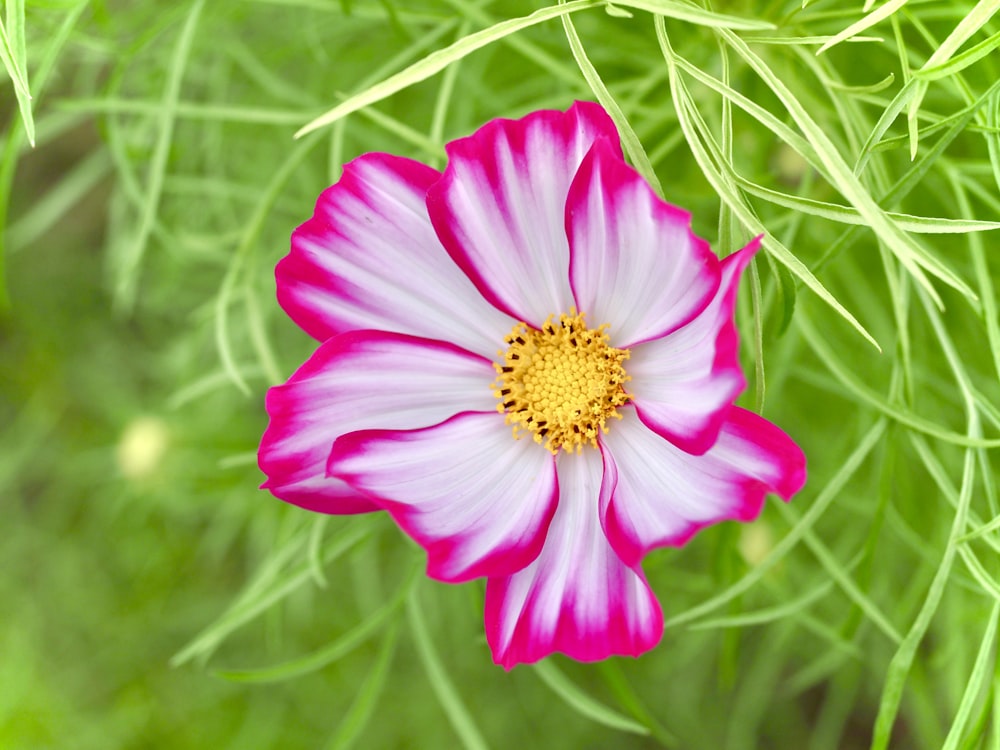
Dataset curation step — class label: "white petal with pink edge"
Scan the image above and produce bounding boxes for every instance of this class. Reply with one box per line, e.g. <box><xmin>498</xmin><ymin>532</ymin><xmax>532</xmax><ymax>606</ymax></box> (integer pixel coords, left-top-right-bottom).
<box><xmin>259</xmin><ymin>330</ymin><xmax>497</xmax><ymax>515</ymax></box>
<box><xmin>279</xmin><ymin>153</ymin><xmax>514</xmax><ymax>360</ymax></box>
<box><xmin>427</xmin><ymin>102</ymin><xmax>623</xmax><ymax>327</ymax></box>
<box><xmin>484</xmin><ymin>449</ymin><xmax>663</xmax><ymax>669</ymax></box>
<box><xmin>628</xmin><ymin>239</ymin><xmax>759</xmax><ymax>455</ymax></box>
<box><xmin>567</xmin><ymin>137</ymin><xmax>721</xmax><ymax>349</ymax></box>
<box><xmin>599</xmin><ymin>407</ymin><xmax>806</xmax><ymax>567</ymax></box>
<box><xmin>328</xmin><ymin>412</ymin><xmax>559</xmax><ymax>584</ymax></box>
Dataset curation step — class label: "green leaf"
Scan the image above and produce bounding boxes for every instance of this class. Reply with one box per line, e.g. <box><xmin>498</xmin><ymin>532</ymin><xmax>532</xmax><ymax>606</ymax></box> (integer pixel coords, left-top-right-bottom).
<box><xmin>0</xmin><ymin>0</ymin><xmax>34</xmax><ymax>146</ymax></box>
<box><xmin>560</xmin><ymin>3</ymin><xmax>663</xmax><ymax>195</ymax></box>
<box><xmin>533</xmin><ymin>661</ymin><xmax>650</xmax><ymax>736</ymax></box>
<box><xmin>797</xmin><ymin>311</ymin><xmax>1000</xmax><ymax>447</ymax></box>
<box><xmin>915</xmin><ymin>0</ymin><xmax>1000</xmax><ymax>73</ymax></box>
<box><xmin>0</xmin><ymin>0</ymin><xmax>89</xmax><ymax>311</ymax></box>
<box><xmin>657</xmin><ymin>23</ymin><xmax>881</xmax><ymax>350</ymax></box>
<box><xmin>666</xmin><ymin>420</ymin><xmax>888</xmax><ymax>629</ymax></box>
<box><xmin>914</xmin><ymin>27</ymin><xmax>1000</xmax><ymax>81</ymax></box>
<box><xmin>905</xmin><ymin>0</ymin><xmax>1000</xmax><ymax>155</ymax></box>
<box><xmin>720</xmin><ymin>28</ymin><xmax>976</xmax><ymax>307</ymax></box>
<box><xmin>825</xmin><ymin>72</ymin><xmax>895</xmax><ymax>94</ymax></box>
<box><xmin>744</xmin><ymin>34</ymin><xmax>885</xmax><ymax>47</ymax></box>
<box><xmin>295</xmin><ymin>0</ymin><xmax>602</xmax><ymax>138</ymax></box>
<box><xmin>776</xmin><ymin>502</ymin><xmax>902</xmax><ymax>644</ymax></box>
<box><xmin>214</xmin><ymin>132</ymin><xmax>321</xmax><ymax>394</ymax></box>
<box><xmin>872</xmin><ymin>430</ymin><xmax>979</xmax><ymax>749</ymax></box>
<box><xmin>172</xmin><ymin>521</ymin><xmax>373</xmax><ymax>667</ymax></box>
<box><xmin>608</xmin><ymin>0</ymin><xmax>775</xmax><ymax>29</ymax></box>
<box><xmin>327</xmin><ymin>624</ymin><xmax>401</xmax><ymax>750</ymax></box>
<box><xmin>774</xmin><ymin>260</ymin><xmax>798</xmax><ymax>335</ymax></box>
<box><xmin>736</xmin><ymin>175</ymin><xmax>1000</xmax><ymax>233</ymax></box>
<box><xmin>113</xmin><ymin>0</ymin><xmax>206</xmax><ymax>310</ymax></box>
<box><xmin>597</xmin><ymin>662</ymin><xmax>678</xmax><ymax>746</ymax></box>
<box><xmin>816</xmin><ymin>0</ymin><xmax>908</xmax><ymax>56</ymax></box>
<box><xmin>407</xmin><ymin>586</ymin><xmax>490</xmax><ymax>750</ymax></box>
<box><xmin>214</xmin><ymin>566</ymin><xmax>414</xmax><ymax>683</ymax></box>
<box><xmin>0</xmin><ymin>13</ymin><xmax>29</xmax><ymax>97</ymax></box>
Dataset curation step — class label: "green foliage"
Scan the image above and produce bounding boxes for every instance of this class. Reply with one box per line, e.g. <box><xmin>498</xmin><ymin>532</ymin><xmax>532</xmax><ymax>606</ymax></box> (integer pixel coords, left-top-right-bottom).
<box><xmin>3</xmin><ymin>0</ymin><xmax>1000</xmax><ymax>747</ymax></box>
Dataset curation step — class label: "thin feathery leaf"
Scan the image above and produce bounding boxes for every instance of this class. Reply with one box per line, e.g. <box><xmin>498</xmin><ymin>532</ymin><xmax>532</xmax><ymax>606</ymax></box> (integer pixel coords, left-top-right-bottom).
<box><xmin>720</xmin><ymin>29</ymin><xmax>975</xmax><ymax>307</ymax></box>
<box><xmin>658</xmin><ymin>20</ymin><xmax>881</xmax><ymax>350</ymax></box>
<box><xmin>327</xmin><ymin>624</ymin><xmax>401</xmax><ymax>750</ymax></box>
<box><xmin>606</xmin><ymin>0</ymin><xmax>775</xmax><ymax>29</ymax></box>
<box><xmin>295</xmin><ymin>0</ymin><xmax>601</xmax><ymax>138</ymax></box>
<box><xmin>666</xmin><ymin>420</ymin><xmax>888</xmax><ymax>629</ymax></box>
<box><xmin>0</xmin><ymin>0</ymin><xmax>88</xmax><ymax>309</ymax></box>
<box><xmin>113</xmin><ymin>0</ymin><xmax>205</xmax><ymax>310</ymax></box>
<box><xmin>2</xmin><ymin>0</ymin><xmax>34</xmax><ymax>146</ymax></box>
<box><xmin>914</xmin><ymin>28</ymin><xmax>1000</xmax><ymax>81</ymax></box>
<box><xmin>816</xmin><ymin>0</ymin><xmax>908</xmax><ymax>56</ymax></box>
<box><xmin>533</xmin><ymin>661</ymin><xmax>650</xmax><ymax>736</ymax></box>
<box><xmin>214</xmin><ymin>566</ymin><xmax>415</xmax><ymax>683</ymax></box>
<box><xmin>797</xmin><ymin>312</ymin><xmax>1000</xmax><ymax>448</ymax></box>
<box><xmin>939</xmin><ymin>602</ymin><xmax>999</xmax><ymax>750</ymax></box>
<box><xmin>736</xmin><ymin>176</ymin><xmax>1000</xmax><ymax>233</ymax></box>
<box><xmin>407</xmin><ymin>586</ymin><xmax>490</xmax><ymax>750</ymax></box>
<box><xmin>171</xmin><ymin>521</ymin><xmax>373</xmax><ymax>667</ymax></box>
<box><xmin>906</xmin><ymin>0</ymin><xmax>1000</xmax><ymax>157</ymax></box>
<box><xmin>560</xmin><ymin>2</ymin><xmax>663</xmax><ymax>195</ymax></box>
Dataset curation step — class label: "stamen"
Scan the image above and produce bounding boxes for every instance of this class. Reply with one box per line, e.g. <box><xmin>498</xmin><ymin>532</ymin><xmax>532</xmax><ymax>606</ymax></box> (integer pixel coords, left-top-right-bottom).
<box><xmin>492</xmin><ymin>309</ymin><xmax>631</xmax><ymax>454</ymax></box>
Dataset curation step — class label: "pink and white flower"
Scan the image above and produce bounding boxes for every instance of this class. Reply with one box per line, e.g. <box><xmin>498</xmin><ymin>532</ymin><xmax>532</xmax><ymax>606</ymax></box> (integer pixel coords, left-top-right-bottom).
<box><xmin>259</xmin><ymin>102</ymin><xmax>806</xmax><ymax>669</ymax></box>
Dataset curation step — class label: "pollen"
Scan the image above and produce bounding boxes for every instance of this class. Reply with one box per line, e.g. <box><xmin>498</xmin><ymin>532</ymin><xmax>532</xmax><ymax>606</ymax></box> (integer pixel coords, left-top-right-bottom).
<box><xmin>493</xmin><ymin>309</ymin><xmax>631</xmax><ymax>454</ymax></box>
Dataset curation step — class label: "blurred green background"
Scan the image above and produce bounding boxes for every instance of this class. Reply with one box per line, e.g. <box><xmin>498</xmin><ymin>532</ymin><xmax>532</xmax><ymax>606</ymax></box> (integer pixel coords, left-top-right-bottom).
<box><xmin>3</xmin><ymin>1</ymin><xmax>1000</xmax><ymax>748</ymax></box>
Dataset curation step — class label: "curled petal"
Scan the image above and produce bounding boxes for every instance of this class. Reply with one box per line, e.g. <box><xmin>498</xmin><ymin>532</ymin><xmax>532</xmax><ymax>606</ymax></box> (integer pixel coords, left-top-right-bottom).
<box><xmin>567</xmin><ymin>137</ymin><xmax>721</xmax><ymax>348</ymax></box>
<box><xmin>485</xmin><ymin>449</ymin><xmax>663</xmax><ymax>669</ymax></box>
<box><xmin>329</xmin><ymin>413</ymin><xmax>559</xmax><ymax>583</ymax></box>
<box><xmin>280</xmin><ymin>153</ymin><xmax>513</xmax><ymax>359</ymax></box>
<box><xmin>259</xmin><ymin>331</ymin><xmax>497</xmax><ymax>514</ymax></box>
<box><xmin>628</xmin><ymin>238</ymin><xmax>759</xmax><ymax>454</ymax></box>
<box><xmin>427</xmin><ymin>101</ymin><xmax>623</xmax><ymax>326</ymax></box>
<box><xmin>600</xmin><ymin>408</ymin><xmax>806</xmax><ymax>567</ymax></box>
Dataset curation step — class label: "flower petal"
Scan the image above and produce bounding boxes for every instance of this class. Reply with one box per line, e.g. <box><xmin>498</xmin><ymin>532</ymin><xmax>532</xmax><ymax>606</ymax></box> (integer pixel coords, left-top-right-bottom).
<box><xmin>279</xmin><ymin>153</ymin><xmax>513</xmax><ymax>359</ymax></box>
<box><xmin>600</xmin><ymin>407</ymin><xmax>806</xmax><ymax>567</ymax></box>
<box><xmin>484</xmin><ymin>449</ymin><xmax>663</xmax><ymax>669</ymax></box>
<box><xmin>628</xmin><ymin>238</ymin><xmax>759</xmax><ymax>454</ymax></box>
<box><xmin>427</xmin><ymin>101</ymin><xmax>623</xmax><ymax>326</ymax></box>
<box><xmin>566</xmin><ymin>137</ymin><xmax>721</xmax><ymax>348</ymax></box>
<box><xmin>329</xmin><ymin>413</ymin><xmax>559</xmax><ymax>583</ymax></box>
<box><xmin>259</xmin><ymin>331</ymin><xmax>497</xmax><ymax>514</ymax></box>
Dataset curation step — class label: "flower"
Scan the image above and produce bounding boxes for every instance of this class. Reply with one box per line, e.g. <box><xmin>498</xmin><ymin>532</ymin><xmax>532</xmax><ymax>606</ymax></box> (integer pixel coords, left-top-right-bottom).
<box><xmin>259</xmin><ymin>102</ymin><xmax>806</xmax><ymax>669</ymax></box>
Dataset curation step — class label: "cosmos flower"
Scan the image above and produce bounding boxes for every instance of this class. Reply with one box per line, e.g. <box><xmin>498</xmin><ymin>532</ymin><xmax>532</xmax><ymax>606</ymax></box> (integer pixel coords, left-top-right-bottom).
<box><xmin>259</xmin><ymin>102</ymin><xmax>806</xmax><ymax>669</ymax></box>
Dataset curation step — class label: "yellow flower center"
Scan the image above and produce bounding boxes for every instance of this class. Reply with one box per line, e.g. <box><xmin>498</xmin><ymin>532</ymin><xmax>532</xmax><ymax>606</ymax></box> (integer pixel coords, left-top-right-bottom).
<box><xmin>492</xmin><ymin>310</ymin><xmax>631</xmax><ymax>454</ymax></box>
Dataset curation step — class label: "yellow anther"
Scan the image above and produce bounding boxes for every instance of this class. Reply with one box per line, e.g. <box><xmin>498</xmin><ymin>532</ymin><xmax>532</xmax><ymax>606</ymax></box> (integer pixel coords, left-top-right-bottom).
<box><xmin>492</xmin><ymin>310</ymin><xmax>630</xmax><ymax>454</ymax></box>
